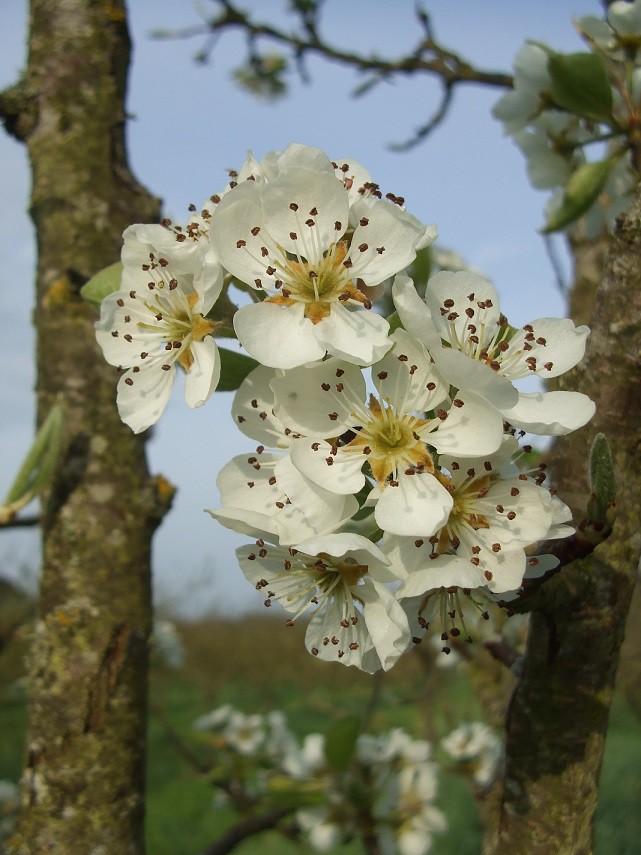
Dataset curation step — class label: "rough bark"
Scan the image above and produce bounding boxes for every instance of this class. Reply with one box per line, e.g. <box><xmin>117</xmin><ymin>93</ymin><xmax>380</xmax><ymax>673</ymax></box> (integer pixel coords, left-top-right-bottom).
<box><xmin>1</xmin><ymin>1</ymin><xmax>165</xmax><ymax>852</ymax></box>
<box><xmin>489</xmin><ymin>190</ymin><xmax>641</xmax><ymax>854</ymax></box>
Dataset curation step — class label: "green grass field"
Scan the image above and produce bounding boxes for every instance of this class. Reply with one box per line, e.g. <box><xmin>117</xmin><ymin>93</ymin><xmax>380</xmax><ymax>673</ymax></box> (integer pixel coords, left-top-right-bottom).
<box><xmin>2</xmin><ymin>610</ymin><xmax>641</xmax><ymax>854</ymax></box>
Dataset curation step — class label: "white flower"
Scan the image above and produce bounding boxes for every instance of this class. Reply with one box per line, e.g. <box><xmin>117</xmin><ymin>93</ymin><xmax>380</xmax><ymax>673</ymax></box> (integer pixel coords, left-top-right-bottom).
<box><xmin>210</xmin><ymin>159</ymin><xmax>430</xmax><ymax>368</ymax></box>
<box><xmin>493</xmin><ymin>44</ymin><xmax>552</xmax><ymax>134</ymax></box>
<box><xmin>224</xmin><ymin>711</ymin><xmax>266</xmax><ymax>756</ymax></box>
<box><xmin>236</xmin><ymin>532</ymin><xmax>410</xmax><ymax>671</ymax></box>
<box><xmin>193</xmin><ymin>704</ymin><xmax>235</xmax><ymax>731</ymax></box>
<box><xmin>95</xmin><ymin>223</ymin><xmax>224</xmax><ymax>432</ymax></box>
<box><xmin>387</xmin><ymin>443</ymin><xmax>562</xmax><ymax>591</ymax></box>
<box><xmin>393</xmin><ymin>272</ymin><xmax>595</xmax><ymax>435</ymax></box>
<box><xmin>209</xmin><ymin>450</ymin><xmax>358</xmax><ymax>545</ymax></box>
<box><xmin>609</xmin><ymin>0</ymin><xmax>641</xmax><ymax>38</ymax></box>
<box><xmin>209</xmin><ymin>365</ymin><xmax>358</xmax><ymax>543</ymax></box>
<box><xmin>271</xmin><ymin>331</ymin><xmax>504</xmax><ymax>537</ymax></box>
<box><xmin>441</xmin><ymin>722</ymin><xmax>501</xmax><ymax>788</ymax></box>
<box><xmin>512</xmin><ymin>114</ymin><xmax>580</xmax><ymax>190</ymax></box>
<box><xmin>297</xmin><ymin>807</ymin><xmax>342</xmax><ymax>852</ymax></box>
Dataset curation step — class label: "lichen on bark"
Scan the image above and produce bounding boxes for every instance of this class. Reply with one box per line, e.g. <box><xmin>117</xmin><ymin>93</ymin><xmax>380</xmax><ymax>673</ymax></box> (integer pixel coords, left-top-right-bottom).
<box><xmin>1</xmin><ymin>0</ymin><xmax>166</xmax><ymax>851</ymax></box>
<box><xmin>488</xmin><ymin>188</ymin><xmax>641</xmax><ymax>855</ymax></box>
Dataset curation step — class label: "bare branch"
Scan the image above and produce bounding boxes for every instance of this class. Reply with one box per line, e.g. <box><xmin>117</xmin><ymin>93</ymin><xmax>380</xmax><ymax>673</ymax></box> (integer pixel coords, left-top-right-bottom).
<box><xmin>390</xmin><ymin>81</ymin><xmax>454</xmax><ymax>151</ymax></box>
<box><xmin>483</xmin><ymin>637</ymin><xmax>522</xmax><ymax>673</ymax></box>
<box><xmin>199</xmin><ymin>807</ymin><xmax>296</xmax><ymax>855</ymax></box>
<box><xmin>157</xmin><ymin>0</ymin><xmax>512</xmax><ymax>147</ymax></box>
<box><xmin>0</xmin><ymin>514</ymin><xmax>40</xmax><ymax>529</ymax></box>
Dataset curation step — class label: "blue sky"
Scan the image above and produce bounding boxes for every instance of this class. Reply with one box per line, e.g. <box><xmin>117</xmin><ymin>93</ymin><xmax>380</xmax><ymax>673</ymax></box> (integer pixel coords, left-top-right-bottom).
<box><xmin>0</xmin><ymin>0</ymin><xmax>597</xmax><ymax>615</ymax></box>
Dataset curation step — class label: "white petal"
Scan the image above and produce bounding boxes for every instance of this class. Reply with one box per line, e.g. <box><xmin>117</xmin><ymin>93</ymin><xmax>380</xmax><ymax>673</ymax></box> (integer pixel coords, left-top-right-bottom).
<box><xmin>116</xmin><ymin>362</ymin><xmax>174</xmax><ymax>433</ymax></box>
<box><xmin>290</xmin><ymin>438</ymin><xmax>366</xmax><ymax>494</ymax></box>
<box><xmin>374</xmin><ymin>471</ymin><xmax>453</xmax><ymax>537</ymax></box>
<box><xmin>359</xmin><ymin>581</ymin><xmax>411</xmax><ymax>671</ymax></box>
<box><xmin>184</xmin><ymin>338</ymin><xmax>220</xmax><ymax>408</ymax></box>
<box><xmin>525</xmin><ymin>317</ymin><xmax>590</xmax><ymax>378</ymax></box>
<box><xmin>397</xmin><ymin>554</ymin><xmax>483</xmax><ymax>598</ymax></box>
<box><xmin>293</xmin><ymin>532</ymin><xmax>395</xmax><ymax>582</ymax></box>
<box><xmin>270</xmin><ymin>358</ymin><xmax>365</xmax><ymax>436</ymax></box>
<box><xmin>209</xmin><ymin>189</ymin><xmax>272</xmax><ymax>287</ymax></box>
<box><xmin>501</xmin><ymin>390</ymin><xmax>596</xmax><ymax>435</ymax></box>
<box><xmin>373</xmin><ymin>329</ymin><xmax>448</xmax><ymax>413</ymax></box>
<box><xmin>233</xmin><ymin>302</ymin><xmax>325</xmax><ymax>369</ymax></box>
<box><xmin>207</xmin><ymin>506</ymin><xmax>276</xmax><ymax>542</ymax></box>
<box><xmin>431</xmin><ymin>347</ymin><xmax>518</xmax><ymax>410</ymax></box>
<box><xmin>392</xmin><ymin>274</ymin><xmax>442</xmax><ymax>351</ymax></box>
<box><xmin>231</xmin><ymin>364</ymin><xmax>289</xmax><ymax>446</ymax></box>
<box><xmin>424</xmin><ymin>271</ymin><xmax>501</xmax><ymax>345</ymax></box>
<box><xmin>480</xmin><ymin>479</ymin><xmax>554</xmax><ymax>547</ymax></box>
<box><xmin>216</xmin><ymin>452</ymin><xmax>281</xmax><ymax>514</ymax></box>
<box><xmin>347</xmin><ymin>201</ymin><xmax>425</xmax><ymax>286</ymax></box>
<box><xmin>313</xmin><ymin>304</ymin><xmax>392</xmax><ymax>366</ymax></box>
<box><xmin>305</xmin><ymin>595</ymin><xmax>371</xmax><ymax>668</ymax></box>
<box><xmin>426</xmin><ymin>390</ymin><xmax>504</xmax><ymax>457</ymax></box>
<box><xmin>481</xmin><ymin>546</ymin><xmax>527</xmax><ymax>593</ymax></box>
<box><xmin>270</xmin><ymin>143</ymin><xmax>335</xmax><ymax>177</ymax></box>
<box><xmin>274</xmin><ymin>456</ymin><xmax>353</xmax><ymax>536</ymax></box>
<box><xmin>261</xmin><ymin>166</ymin><xmax>348</xmax><ymax>258</ymax></box>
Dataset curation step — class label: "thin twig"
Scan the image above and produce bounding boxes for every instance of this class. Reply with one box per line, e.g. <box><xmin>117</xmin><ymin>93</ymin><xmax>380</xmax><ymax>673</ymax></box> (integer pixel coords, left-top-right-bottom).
<box><xmin>0</xmin><ymin>515</ymin><xmax>40</xmax><ymax>529</ymax></box>
<box><xmin>199</xmin><ymin>807</ymin><xmax>296</xmax><ymax>855</ymax></box>
<box><xmin>155</xmin><ymin>0</ymin><xmax>512</xmax><ymax>149</ymax></box>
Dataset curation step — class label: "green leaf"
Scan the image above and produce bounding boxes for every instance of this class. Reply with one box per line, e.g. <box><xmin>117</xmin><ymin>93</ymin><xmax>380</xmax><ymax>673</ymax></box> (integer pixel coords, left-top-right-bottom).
<box><xmin>386</xmin><ymin>311</ymin><xmax>403</xmax><ymax>334</ymax></box>
<box><xmin>216</xmin><ymin>347</ymin><xmax>259</xmax><ymax>392</ymax></box>
<box><xmin>4</xmin><ymin>404</ymin><xmax>64</xmax><ymax>506</ymax></box>
<box><xmin>542</xmin><ymin>157</ymin><xmax>617</xmax><ymax>233</ymax></box>
<box><xmin>80</xmin><ymin>262</ymin><xmax>123</xmax><ymax>306</ymax></box>
<box><xmin>325</xmin><ymin>715</ymin><xmax>361</xmax><ymax>771</ymax></box>
<box><xmin>589</xmin><ymin>432</ymin><xmax>616</xmax><ymax>517</ymax></box>
<box><xmin>406</xmin><ymin>246</ymin><xmax>432</xmax><ymax>288</ymax></box>
<box><xmin>548</xmin><ymin>52</ymin><xmax>613</xmax><ymax>124</ymax></box>
<box><xmin>353</xmin><ymin>480</ymin><xmax>375</xmax><ymax>521</ymax></box>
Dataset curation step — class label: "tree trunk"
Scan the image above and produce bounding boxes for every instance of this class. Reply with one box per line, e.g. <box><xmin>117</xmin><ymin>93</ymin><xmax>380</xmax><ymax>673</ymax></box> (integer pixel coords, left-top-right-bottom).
<box><xmin>489</xmin><ymin>194</ymin><xmax>641</xmax><ymax>854</ymax></box>
<box><xmin>0</xmin><ymin>1</ymin><xmax>165</xmax><ymax>851</ymax></box>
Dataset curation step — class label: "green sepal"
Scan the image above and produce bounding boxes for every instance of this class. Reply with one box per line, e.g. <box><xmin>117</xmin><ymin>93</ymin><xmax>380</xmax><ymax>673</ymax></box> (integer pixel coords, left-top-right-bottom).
<box><xmin>542</xmin><ymin>157</ymin><xmax>617</xmax><ymax>233</ymax></box>
<box><xmin>265</xmin><ymin>775</ymin><xmax>326</xmax><ymax>808</ymax></box>
<box><xmin>406</xmin><ymin>246</ymin><xmax>432</xmax><ymax>289</ymax></box>
<box><xmin>80</xmin><ymin>262</ymin><xmax>123</xmax><ymax>307</ymax></box>
<box><xmin>588</xmin><ymin>432</ymin><xmax>616</xmax><ymax>519</ymax></box>
<box><xmin>548</xmin><ymin>52</ymin><xmax>613</xmax><ymax>124</ymax></box>
<box><xmin>386</xmin><ymin>311</ymin><xmax>403</xmax><ymax>334</ymax></box>
<box><xmin>216</xmin><ymin>347</ymin><xmax>259</xmax><ymax>392</ymax></box>
<box><xmin>3</xmin><ymin>404</ymin><xmax>64</xmax><ymax>508</ymax></box>
<box><xmin>324</xmin><ymin>714</ymin><xmax>361</xmax><ymax>772</ymax></box>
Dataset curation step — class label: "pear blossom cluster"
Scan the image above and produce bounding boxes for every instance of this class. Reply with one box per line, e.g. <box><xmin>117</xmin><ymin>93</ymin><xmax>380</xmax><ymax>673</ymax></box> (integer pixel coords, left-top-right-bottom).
<box><xmin>95</xmin><ymin>143</ymin><xmax>595</xmax><ymax>672</ymax></box>
<box><xmin>441</xmin><ymin>722</ymin><xmax>502</xmax><ymax>789</ymax></box>
<box><xmin>193</xmin><ymin>704</ymin><xmax>447</xmax><ymax>855</ymax></box>
<box><xmin>493</xmin><ymin>3</ymin><xmax>641</xmax><ymax>235</ymax></box>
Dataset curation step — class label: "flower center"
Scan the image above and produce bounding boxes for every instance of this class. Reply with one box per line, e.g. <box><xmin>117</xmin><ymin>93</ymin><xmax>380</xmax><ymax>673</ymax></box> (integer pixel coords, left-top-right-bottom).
<box><xmin>436</xmin><ymin>473</ymin><xmax>490</xmax><ymax>553</ymax></box>
<box><xmin>265</xmin><ymin>241</ymin><xmax>371</xmax><ymax>324</ymax></box>
<box><xmin>343</xmin><ymin>395</ymin><xmax>434</xmax><ymax>486</ymax></box>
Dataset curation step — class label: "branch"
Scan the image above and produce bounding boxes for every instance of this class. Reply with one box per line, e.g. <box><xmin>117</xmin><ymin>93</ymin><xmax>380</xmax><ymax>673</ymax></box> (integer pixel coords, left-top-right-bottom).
<box><xmin>507</xmin><ymin>512</ymin><xmax>615</xmax><ymax>615</ymax></box>
<box><xmin>199</xmin><ymin>807</ymin><xmax>296</xmax><ymax>855</ymax></box>
<box><xmin>0</xmin><ymin>515</ymin><xmax>40</xmax><ymax>529</ymax></box>
<box><xmin>0</xmin><ymin>81</ymin><xmax>38</xmax><ymax>142</ymax></box>
<box><xmin>156</xmin><ymin>1</ymin><xmax>512</xmax><ymax>149</ymax></box>
<box><xmin>149</xmin><ymin>701</ymin><xmax>211</xmax><ymax>774</ymax></box>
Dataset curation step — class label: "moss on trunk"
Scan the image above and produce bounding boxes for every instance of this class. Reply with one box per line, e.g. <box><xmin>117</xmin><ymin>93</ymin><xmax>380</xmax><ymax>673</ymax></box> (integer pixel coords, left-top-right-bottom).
<box><xmin>490</xmin><ymin>193</ymin><xmax>641</xmax><ymax>854</ymax></box>
<box><xmin>1</xmin><ymin>1</ymin><xmax>165</xmax><ymax>851</ymax></box>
